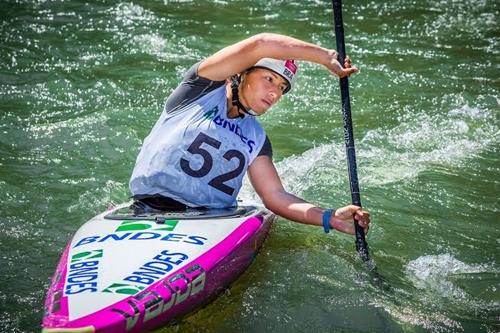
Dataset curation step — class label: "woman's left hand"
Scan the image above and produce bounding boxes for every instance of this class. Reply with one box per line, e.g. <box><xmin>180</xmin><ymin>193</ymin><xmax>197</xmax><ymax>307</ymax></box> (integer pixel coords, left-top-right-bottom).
<box><xmin>330</xmin><ymin>205</ymin><xmax>370</xmax><ymax>235</ymax></box>
<box><xmin>324</xmin><ymin>50</ymin><xmax>358</xmax><ymax>78</ymax></box>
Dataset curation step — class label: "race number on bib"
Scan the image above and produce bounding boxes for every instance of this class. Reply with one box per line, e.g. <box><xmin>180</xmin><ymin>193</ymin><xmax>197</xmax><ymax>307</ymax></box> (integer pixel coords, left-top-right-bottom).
<box><xmin>180</xmin><ymin>133</ymin><xmax>246</xmax><ymax>196</ymax></box>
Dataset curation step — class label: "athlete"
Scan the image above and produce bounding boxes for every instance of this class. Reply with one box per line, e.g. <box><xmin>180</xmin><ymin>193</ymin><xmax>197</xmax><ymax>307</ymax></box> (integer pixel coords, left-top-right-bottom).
<box><xmin>129</xmin><ymin>33</ymin><xmax>370</xmax><ymax>236</ymax></box>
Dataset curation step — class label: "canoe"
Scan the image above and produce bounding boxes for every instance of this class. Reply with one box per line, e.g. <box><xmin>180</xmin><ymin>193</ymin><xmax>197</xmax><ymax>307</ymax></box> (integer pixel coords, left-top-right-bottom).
<box><xmin>42</xmin><ymin>202</ymin><xmax>275</xmax><ymax>332</ymax></box>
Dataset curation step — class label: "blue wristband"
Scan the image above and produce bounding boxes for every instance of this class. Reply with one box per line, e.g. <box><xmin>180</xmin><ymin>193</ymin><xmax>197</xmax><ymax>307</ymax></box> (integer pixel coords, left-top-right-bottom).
<box><xmin>323</xmin><ymin>209</ymin><xmax>333</xmax><ymax>233</ymax></box>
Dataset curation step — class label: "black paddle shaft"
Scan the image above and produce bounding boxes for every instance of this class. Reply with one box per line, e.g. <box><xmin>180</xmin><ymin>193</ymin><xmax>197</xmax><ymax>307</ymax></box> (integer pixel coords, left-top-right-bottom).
<box><xmin>332</xmin><ymin>0</ymin><xmax>370</xmax><ymax>262</ymax></box>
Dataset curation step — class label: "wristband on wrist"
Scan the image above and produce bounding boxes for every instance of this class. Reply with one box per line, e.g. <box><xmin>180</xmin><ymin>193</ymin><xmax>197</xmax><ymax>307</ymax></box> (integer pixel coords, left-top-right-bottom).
<box><xmin>322</xmin><ymin>209</ymin><xmax>334</xmax><ymax>233</ymax></box>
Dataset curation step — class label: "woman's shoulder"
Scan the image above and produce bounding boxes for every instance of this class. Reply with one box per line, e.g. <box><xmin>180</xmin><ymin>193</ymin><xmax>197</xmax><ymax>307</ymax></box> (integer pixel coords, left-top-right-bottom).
<box><xmin>165</xmin><ymin>61</ymin><xmax>226</xmax><ymax>114</ymax></box>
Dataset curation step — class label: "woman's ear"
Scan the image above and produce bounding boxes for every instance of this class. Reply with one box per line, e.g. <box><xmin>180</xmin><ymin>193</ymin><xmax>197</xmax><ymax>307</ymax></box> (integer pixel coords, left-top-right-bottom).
<box><xmin>240</xmin><ymin>68</ymin><xmax>255</xmax><ymax>84</ymax></box>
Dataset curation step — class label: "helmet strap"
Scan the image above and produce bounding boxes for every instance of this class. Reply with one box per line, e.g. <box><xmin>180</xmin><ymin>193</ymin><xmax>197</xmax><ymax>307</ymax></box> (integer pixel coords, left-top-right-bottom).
<box><xmin>230</xmin><ymin>75</ymin><xmax>258</xmax><ymax>118</ymax></box>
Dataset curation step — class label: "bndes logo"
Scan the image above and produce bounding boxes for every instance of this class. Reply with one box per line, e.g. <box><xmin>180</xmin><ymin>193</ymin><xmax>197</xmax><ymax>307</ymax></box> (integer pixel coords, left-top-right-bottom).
<box><xmin>65</xmin><ymin>249</ymin><xmax>103</xmax><ymax>295</ymax></box>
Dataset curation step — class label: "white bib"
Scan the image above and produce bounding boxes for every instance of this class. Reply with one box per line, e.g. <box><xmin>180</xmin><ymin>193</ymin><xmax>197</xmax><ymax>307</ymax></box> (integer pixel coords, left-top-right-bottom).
<box><xmin>129</xmin><ymin>86</ymin><xmax>266</xmax><ymax>208</ymax></box>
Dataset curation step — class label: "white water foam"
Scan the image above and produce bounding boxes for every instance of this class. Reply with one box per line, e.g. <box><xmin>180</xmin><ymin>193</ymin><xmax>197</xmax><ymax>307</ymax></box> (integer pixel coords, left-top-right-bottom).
<box><xmin>405</xmin><ymin>254</ymin><xmax>499</xmax><ymax>322</ymax></box>
<box><xmin>133</xmin><ymin>33</ymin><xmax>167</xmax><ymax>58</ymax></box>
<box><xmin>360</xmin><ymin>105</ymin><xmax>498</xmax><ymax>186</ymax></box>
<box><xmin>240</xmin><ymin>102</ymin><xmax>497</xmax><ymax>205</ymax></box>
<box><xmin>406</xmin><ymin>253</ymin><xmax>492</xmax><ymax>290</ymax></box>
<box><xmin>369</xmin><ymin>254</ymin><xmax>498</xmax><ymax>332</ymax></box>
<box><xmin>239</xmin><ymin>143</ymin><xmax>346</xmax><ymax>204</ymax></box>
<box><xmin>110</xmin><ymin>3</ymin><xmax>156</xmax><ymax>26</ymax></box>
<box><xmin>67</xmin><ymin>180</ymin><xmax>128</xmax><ymax>214</ymax></box>
<box><xmin>107</xmin><ymin>2</ymin><xmax>203</xmax><ymax>63</ymax></box>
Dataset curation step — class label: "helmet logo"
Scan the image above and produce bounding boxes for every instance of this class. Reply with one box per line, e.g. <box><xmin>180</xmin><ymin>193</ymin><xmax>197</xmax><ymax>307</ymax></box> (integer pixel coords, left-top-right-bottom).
<box><xmin>283</xmin><ymin>68</ymin><xmax>294</xmax><ymax>81</ymax></box>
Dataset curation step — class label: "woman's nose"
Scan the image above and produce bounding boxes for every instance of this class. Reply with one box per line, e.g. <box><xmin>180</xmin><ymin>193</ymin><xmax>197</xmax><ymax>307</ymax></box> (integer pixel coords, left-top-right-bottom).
<box><xmin>268</xmin><ymin>89</ymin><xmax>279</xmax><ymax>101</ymax></box>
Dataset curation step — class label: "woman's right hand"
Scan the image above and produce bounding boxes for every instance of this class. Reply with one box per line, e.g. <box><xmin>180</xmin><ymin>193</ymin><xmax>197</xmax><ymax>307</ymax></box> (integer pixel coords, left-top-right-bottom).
<box><xmin>330</xmin><ymin>205</ymin><xmax>370</xmax><ymax>235</ymax></box>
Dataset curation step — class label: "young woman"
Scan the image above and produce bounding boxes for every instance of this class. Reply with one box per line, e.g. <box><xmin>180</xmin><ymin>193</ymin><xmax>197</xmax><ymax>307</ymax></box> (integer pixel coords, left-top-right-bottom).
<box><xmin>129</xmin><ymin>33</ymin><xmax>370</xmax><ymax>236</ymax></box>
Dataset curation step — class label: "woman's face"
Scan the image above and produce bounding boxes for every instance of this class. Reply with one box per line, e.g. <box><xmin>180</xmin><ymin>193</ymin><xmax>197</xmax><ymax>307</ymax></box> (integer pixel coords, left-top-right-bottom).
<box><xmin>239</xmin><ymin>68</ymin><xmax>289</xmax><ymax>115</ymax></box>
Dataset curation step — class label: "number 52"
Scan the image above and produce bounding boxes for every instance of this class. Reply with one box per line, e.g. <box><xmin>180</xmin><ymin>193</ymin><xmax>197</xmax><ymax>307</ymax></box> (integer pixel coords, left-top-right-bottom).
<box><xmin>180</xmin><ymin>132</ymin><xmax>246</xmax><ymax>196</ymax></box>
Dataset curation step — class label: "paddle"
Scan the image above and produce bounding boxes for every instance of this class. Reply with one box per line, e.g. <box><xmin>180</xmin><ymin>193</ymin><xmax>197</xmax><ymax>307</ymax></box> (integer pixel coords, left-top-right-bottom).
<box><xmin>332</xmin><ymin>0</ymin><xmax>371</xmax><ymax>263</ymax></box>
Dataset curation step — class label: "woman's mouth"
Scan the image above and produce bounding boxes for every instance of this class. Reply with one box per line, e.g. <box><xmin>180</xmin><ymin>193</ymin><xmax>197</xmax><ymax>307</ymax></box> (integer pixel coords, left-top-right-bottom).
<box><xmin>261</xmin><ymin>99</ymin><xmax>272</xmax><ymax>107</ymax></box>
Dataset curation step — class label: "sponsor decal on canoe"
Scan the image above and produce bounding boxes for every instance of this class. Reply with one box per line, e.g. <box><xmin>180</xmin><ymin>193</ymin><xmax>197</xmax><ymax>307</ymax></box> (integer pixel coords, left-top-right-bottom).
<box><xmin>110</xmin><ymin>263</ymin><xmax>206</xmax><ymax>331</ymax></box>
<box><xmin>115</xmin><ymin>220</ymin><xmax>179</xmax><ymax>232</ymax></box>
<box><xmin>73</xmin><ymin>220</ymin><xmax>207</xmax><ymax>248</ymax></box>
<box><xmin>65</xmin><ymin>249</ymin><xmax>103</xmax><ymax>295</ymax></box>
<box><xmin>103</xmin><ymin>249</ymin><xmax>189</xmax><ymax>293</ymax></box>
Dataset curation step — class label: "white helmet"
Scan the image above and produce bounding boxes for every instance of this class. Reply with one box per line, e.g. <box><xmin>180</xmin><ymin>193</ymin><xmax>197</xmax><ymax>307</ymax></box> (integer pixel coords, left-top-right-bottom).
<box><xmin>252</xmin><ymin>58</ymin><xmax>298</xmax><ymax>94</ymax></box>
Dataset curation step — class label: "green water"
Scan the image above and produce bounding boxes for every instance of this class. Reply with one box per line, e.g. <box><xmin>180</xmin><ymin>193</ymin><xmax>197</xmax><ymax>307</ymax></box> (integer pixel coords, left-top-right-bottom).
<box><xmin>1</xmin><ymin>1</ymin><xmax>498</xmax><ymax>332</ymax></box>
